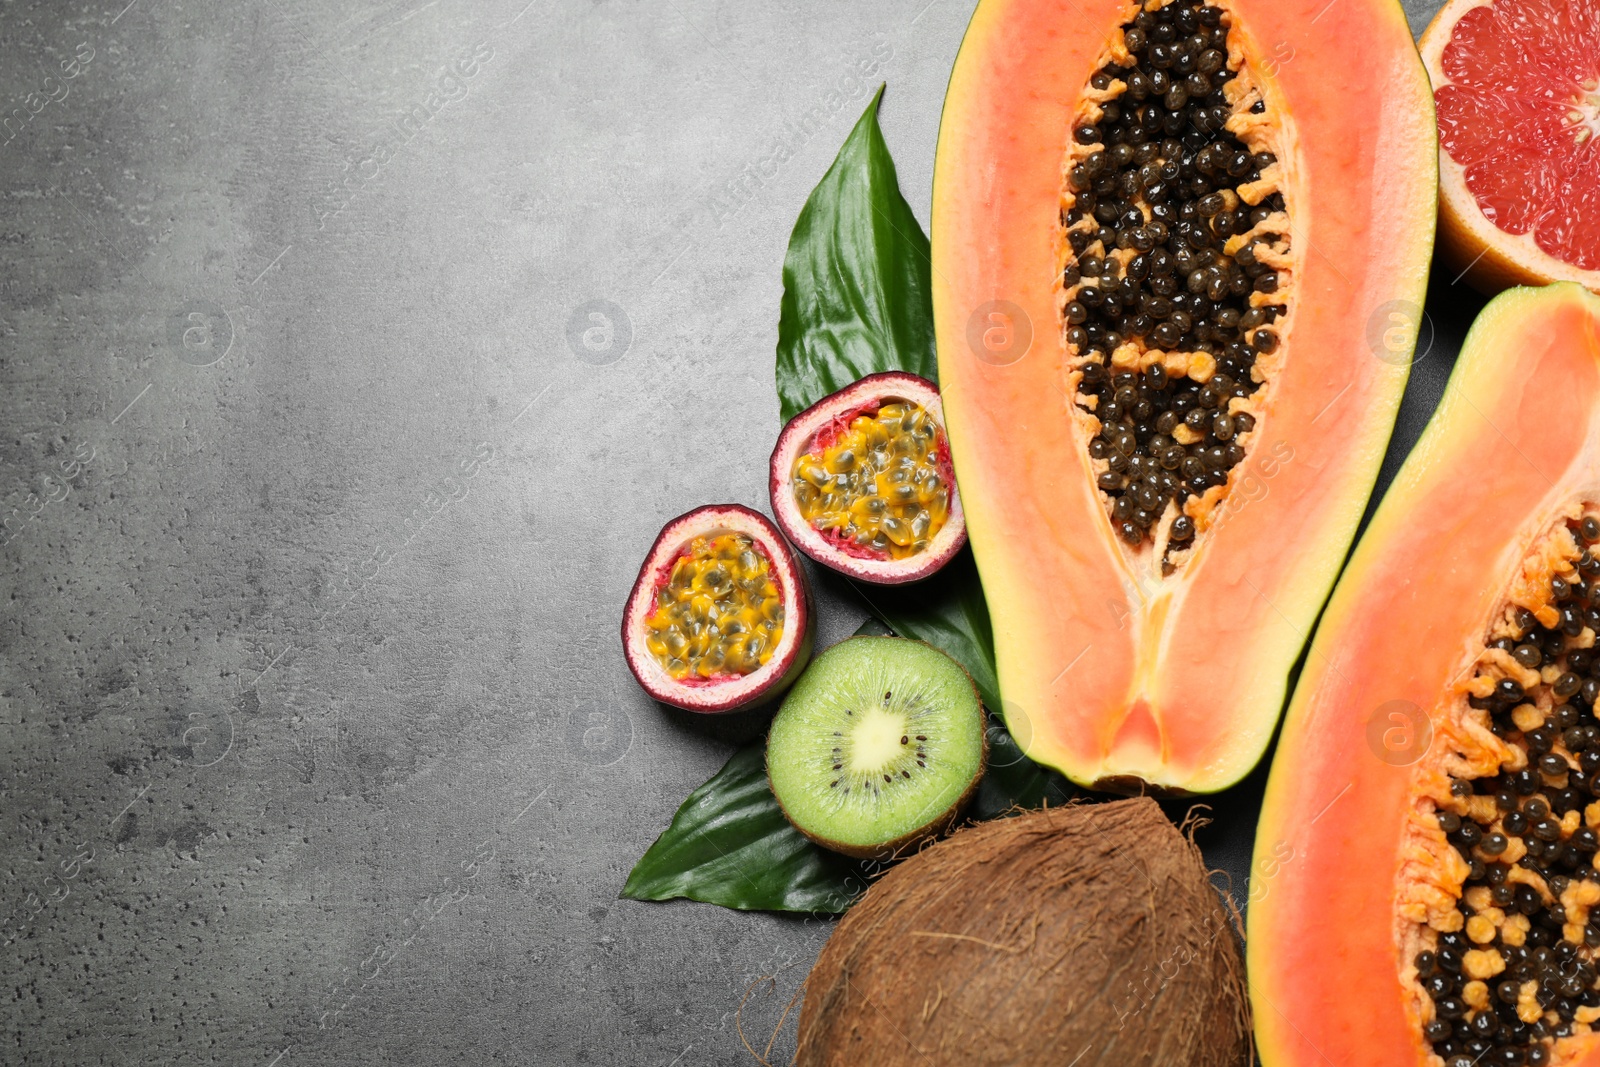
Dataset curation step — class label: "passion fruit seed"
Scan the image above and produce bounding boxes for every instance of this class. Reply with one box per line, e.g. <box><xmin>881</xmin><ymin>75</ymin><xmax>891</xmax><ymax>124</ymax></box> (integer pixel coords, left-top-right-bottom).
<box><xmin>1416</xmin><ymin>518</ymin><xmax>1600</xmax><ymax>1066</ymax></box>
<box><xmin>646</xmin><ymin>532</ymin><xmax>784</xmax><ymax>680</ymax></box>
<box><xmin>1066</xmin><ymin>0</ymin><xmax>1290</xmax><ymax>557</ymax></box>
<box><xmin>791</xmin><ymin>402</ymin><xmax>952</xmax><ymax>560</ymax></box>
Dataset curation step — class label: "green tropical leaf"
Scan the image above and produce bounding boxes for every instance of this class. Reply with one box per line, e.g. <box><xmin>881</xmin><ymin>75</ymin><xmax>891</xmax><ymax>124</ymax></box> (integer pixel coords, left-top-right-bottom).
<box><xmin>774</xmin><ymin>85</ymin><xmax>936</xmax><ymax>423</ymax></box>
<box><xmin>844</xmin><ymin>548</ymin><xmax>1000</xmax><ymax>713</ymax></box>
<box><xmin>621</xmin><ymin>745</ymin><xmax>866</xmax><ymax>914</ymax></box>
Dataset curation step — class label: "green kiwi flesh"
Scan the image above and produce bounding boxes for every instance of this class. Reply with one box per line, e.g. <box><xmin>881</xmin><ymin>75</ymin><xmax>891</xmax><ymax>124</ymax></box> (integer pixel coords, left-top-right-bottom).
<box><xmin>766</xmin><ymin>637</ymin><xmax>987</xmax><ymax>858</ymax></box>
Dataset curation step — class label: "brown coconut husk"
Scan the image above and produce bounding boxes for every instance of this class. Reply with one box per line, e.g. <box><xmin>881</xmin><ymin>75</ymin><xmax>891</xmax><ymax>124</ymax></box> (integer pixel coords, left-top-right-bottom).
<box><xmin>794</xmin><ymin>798</ymin><xmax>1251</xmax><ymax>1066</ymax></box>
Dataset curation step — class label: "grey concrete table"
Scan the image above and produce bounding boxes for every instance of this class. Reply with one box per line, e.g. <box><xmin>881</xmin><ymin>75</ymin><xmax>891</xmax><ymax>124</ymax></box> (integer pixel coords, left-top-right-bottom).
<box><xmin>0</xmin><ymin>0</ymin><xmax>1471</xmax><ymax>1062</ymax></box>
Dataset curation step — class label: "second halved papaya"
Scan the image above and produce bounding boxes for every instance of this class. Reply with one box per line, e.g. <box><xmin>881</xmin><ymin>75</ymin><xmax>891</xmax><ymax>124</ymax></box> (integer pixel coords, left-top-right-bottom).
<box><xmin>931</xmin><ymin>0</ymin><xmax>1437</xmax><ymax>791</ymax></box>
<box><xmin>1251</xmin><ymin>284</ymin><xmax>1600</xmax><ymax>1067</ymax></box>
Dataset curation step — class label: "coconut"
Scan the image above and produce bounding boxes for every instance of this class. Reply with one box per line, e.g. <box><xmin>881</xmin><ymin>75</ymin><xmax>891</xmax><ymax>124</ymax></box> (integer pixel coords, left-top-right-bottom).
<box><xmin>795</xmin><ymin>798</ymin><xmax>1251</xmax><ymax>1066</ymax></box>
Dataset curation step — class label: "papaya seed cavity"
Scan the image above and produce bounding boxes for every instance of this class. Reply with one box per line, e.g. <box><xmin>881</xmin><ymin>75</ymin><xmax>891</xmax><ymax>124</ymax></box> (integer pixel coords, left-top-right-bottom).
<box><xmin>1063</xmin><ymin>0</ymin><xmax>1293</xmax><ymax>563</ymax></box>
<box><xmin>1410</xmin><ymin>513</ymin><xmax>1600</xmax><ymax>1065</ymax></box>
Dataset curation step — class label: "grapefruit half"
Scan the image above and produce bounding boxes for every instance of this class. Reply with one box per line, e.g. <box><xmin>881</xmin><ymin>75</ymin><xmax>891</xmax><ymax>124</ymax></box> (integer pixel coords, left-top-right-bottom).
<box><xmin>1421</xmin><ymin>0</ymin><xmax>1600</xmax><ymax>293</ymax></box>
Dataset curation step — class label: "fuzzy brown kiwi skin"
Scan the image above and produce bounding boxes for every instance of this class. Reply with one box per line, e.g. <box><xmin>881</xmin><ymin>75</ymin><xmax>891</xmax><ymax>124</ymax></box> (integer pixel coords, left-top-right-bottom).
<box><xmin>765</xmin><ymin>638</ymin><xmax>989</xmax><ymax>861</ymax></box>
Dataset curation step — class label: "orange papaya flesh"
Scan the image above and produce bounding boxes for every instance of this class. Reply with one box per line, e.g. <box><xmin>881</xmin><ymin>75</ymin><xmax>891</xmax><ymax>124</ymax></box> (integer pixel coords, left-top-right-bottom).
<box><xmin>1250</xmin><ymin>284</ymin><xmax>1600</xmax><ymax>1067</ymax></box>
<box><xmin>931</xmin><ymin>0</ymin><xmax>1436</xmax><ymax>792</ymax></box>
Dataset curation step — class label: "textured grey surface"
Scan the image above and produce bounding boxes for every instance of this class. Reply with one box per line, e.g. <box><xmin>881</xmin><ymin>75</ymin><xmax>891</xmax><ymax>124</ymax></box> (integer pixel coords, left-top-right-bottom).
<box><xmin>1</xmin><ymin>0</ymin><xmax>1466</xmax><ymax>1063</ymax></box>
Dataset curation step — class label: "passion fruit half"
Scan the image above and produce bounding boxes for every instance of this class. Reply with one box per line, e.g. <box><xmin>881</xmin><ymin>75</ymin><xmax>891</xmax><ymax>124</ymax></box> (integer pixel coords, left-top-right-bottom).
<box><xmin>769</xmin><ymin>372</ymin><xmax>967</xmax><ymax>585</ymax></box>
<box><xmin>622</xmin><ymin>504</ymin><xmax>813</xmax><ymax>714</ymax></box>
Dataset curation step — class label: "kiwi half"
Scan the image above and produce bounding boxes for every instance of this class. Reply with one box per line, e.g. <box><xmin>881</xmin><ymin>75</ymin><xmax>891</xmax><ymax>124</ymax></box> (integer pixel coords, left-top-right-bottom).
<box><xmin>766</xmin><ymin>637</ymin><xmax>987</xmax><ymax>859</ymax></box>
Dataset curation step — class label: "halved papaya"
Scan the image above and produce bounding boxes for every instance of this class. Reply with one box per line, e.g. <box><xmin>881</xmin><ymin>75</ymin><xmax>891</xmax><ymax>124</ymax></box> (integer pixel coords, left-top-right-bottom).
<box><xmin>1250</xmin><ymin>284</ymin><xmax>1600</xmax><ymax>1067</ymax></box>
<box><xmin>930</xmin><ymin>0</ymin><xmax>1436</xmax><ymax>791</ymax></box>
